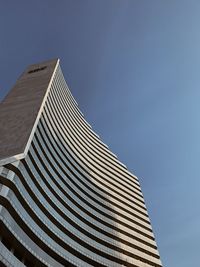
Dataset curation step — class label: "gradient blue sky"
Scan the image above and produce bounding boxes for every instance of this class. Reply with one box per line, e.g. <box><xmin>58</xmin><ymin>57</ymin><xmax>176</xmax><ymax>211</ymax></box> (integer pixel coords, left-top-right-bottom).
<box><xmin>0</xmin><ymin>1</ymin><xmax>200</xmax><ymax>266</ymax></box>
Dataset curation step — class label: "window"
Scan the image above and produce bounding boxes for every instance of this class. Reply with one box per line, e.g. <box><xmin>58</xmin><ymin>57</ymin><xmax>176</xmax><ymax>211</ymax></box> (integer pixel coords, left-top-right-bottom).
<box><xmin>28</xmin><ymin>66</ymin><xmax>47</xmax><ymax>74</ymax></box>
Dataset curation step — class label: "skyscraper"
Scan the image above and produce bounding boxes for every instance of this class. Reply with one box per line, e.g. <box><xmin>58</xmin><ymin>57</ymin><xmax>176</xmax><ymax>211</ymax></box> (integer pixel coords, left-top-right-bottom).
<box><xmin>0</xmin><ymin>59</ymin><xmax>162</xmax><ymax>267</ymax></box>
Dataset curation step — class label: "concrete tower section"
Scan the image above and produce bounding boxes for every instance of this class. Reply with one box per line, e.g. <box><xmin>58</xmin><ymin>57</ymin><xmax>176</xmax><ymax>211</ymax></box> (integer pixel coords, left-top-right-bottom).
<box><xmin>0</xmin><ymin>59</ymin><xmax>162</xmax><ymax>267</ymax></box>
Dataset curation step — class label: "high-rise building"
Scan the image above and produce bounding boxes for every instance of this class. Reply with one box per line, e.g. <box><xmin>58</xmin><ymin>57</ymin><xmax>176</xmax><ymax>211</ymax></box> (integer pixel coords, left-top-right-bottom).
<box><xmin>0</xmin><ymin>59</ymin><xmax>162</xmax><ymax>267</ymax></box>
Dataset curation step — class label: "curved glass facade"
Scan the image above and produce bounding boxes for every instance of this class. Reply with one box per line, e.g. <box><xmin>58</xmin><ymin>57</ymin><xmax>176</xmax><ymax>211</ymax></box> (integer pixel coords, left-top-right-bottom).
<box><xmin>0</xmin><ymin>59</ymin><xmax>162</xmax><ymax>267</ymax></box>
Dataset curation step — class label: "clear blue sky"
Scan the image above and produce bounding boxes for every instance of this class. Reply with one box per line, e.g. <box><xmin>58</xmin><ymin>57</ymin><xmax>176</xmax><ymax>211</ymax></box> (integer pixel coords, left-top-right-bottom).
<box><xmin>0</xmin><ymin>1</ymin><xmax>200</xmax><ymax>266</ymax></box>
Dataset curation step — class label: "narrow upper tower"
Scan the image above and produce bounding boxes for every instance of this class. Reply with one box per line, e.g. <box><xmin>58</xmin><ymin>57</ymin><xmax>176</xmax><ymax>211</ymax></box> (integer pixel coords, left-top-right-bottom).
<box><xmin>0</xmin><ymin>59</ymin><xmax>59</xmax><ymax>166</ymax></box>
